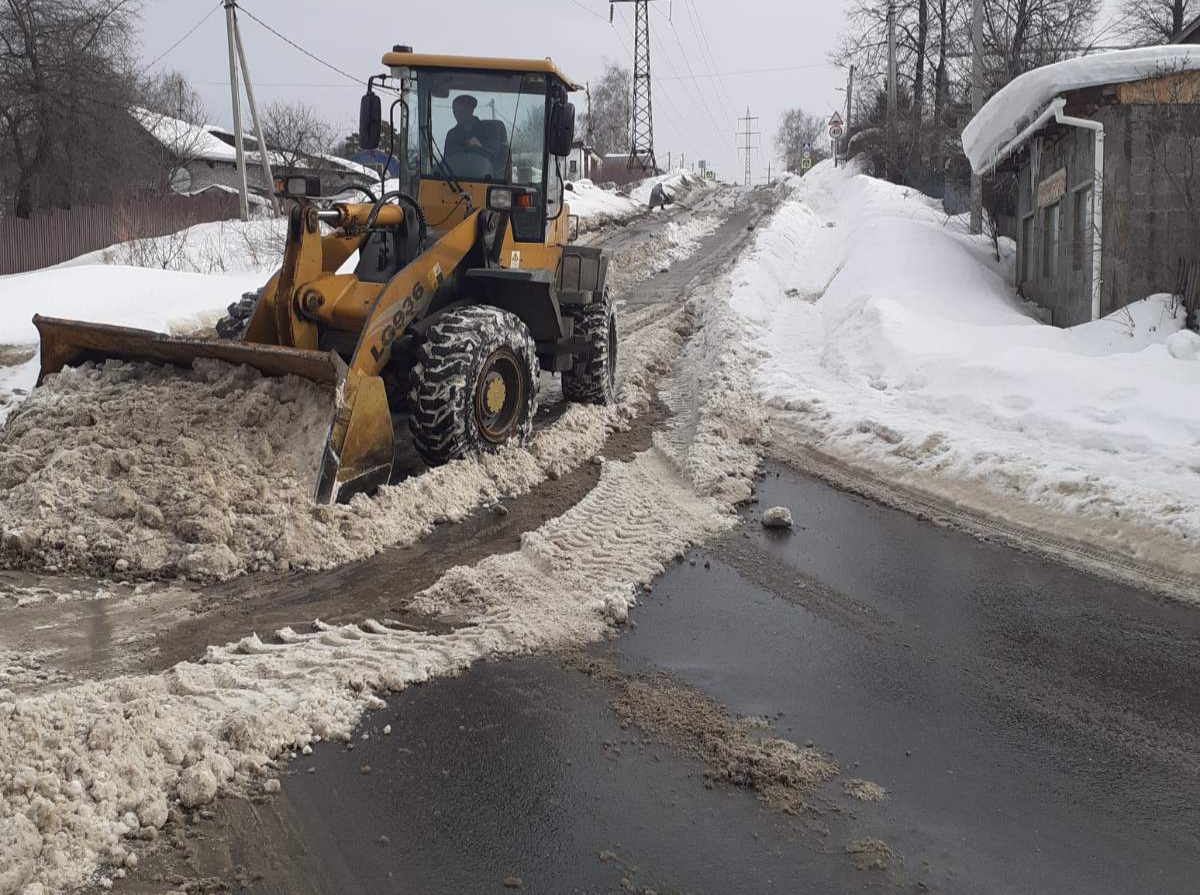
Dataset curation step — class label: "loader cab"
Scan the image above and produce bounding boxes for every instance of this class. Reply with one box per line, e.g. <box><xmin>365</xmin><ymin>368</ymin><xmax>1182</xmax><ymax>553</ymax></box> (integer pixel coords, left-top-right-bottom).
<box><xmin>361</xmin><ymin>51</ymin><xmax>578</xmax><ymax>263</ymax></box>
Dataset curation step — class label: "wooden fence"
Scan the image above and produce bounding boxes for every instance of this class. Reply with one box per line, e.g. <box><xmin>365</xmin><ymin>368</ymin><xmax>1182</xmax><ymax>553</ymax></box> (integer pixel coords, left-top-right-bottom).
<box><xmin>0</xmin><ymin>192</ymin><xmax>241</xmax><ymax>276</ymax></box>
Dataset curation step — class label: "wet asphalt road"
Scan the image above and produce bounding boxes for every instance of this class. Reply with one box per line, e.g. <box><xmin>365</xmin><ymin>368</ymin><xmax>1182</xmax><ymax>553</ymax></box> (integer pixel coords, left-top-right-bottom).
<box><xmin>219</xmin><ymin>461</ymin><xmax>1200</xmax><ymax>895</ymax></box>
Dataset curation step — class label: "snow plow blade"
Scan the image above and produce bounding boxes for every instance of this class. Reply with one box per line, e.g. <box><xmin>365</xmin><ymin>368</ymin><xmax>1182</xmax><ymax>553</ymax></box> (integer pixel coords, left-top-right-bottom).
<box><xmin>32</xmin><ymin>315</ymin><xmax>395</xmax><ymax>505</ymax></box>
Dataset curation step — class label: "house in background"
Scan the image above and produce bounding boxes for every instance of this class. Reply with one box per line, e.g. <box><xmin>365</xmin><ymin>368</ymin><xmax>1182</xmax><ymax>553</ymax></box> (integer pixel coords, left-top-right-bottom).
<box><xmin>969</xmin><ymin>53</ymin><xmax>1200</xmax><ymax>326</ymax></box>
<box><xmin>133</xmin><ymin>109</ymin><xmax>373</xmax><ymax>201</ymax></box>
<box><xmin>597</xmin><ymin>153</ymin><xmax>660</xmax><ymax>187</ymax></box>
<box><xmin>351</xmin><ymin>148</ymin><xmax>402</xmax><ymax>179</ymax></box>
<box><xmin>565</xmin><ymin>140</ymin><xmax>602</xmax><ymax>182</ymax></box>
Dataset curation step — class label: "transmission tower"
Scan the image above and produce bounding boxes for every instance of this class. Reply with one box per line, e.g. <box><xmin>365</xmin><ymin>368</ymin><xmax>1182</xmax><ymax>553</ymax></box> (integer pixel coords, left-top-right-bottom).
<box><xmin>611</xmin><ymin>0</ymin><xmax>658</xmax><ymax>173</ymax></box>
<box><xmin>737</xmin><ymin>108</ymin><xmax>760</xmax><ymax>187</ymax></box>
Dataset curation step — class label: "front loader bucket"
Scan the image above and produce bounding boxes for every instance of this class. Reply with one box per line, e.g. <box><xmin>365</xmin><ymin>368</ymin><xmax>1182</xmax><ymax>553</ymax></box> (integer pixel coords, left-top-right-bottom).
<box><xmin>32</xmin><ymin>315</ymin><xmax>395</xmax><ymax>505</ymax></box>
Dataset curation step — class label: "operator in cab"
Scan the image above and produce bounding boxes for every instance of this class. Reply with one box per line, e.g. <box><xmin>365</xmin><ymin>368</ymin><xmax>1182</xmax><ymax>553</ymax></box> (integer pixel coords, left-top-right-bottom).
<box><xmin>445</xmin><ymin>95</ymin><xmax>505</xmax><ymax>171</ymax></box>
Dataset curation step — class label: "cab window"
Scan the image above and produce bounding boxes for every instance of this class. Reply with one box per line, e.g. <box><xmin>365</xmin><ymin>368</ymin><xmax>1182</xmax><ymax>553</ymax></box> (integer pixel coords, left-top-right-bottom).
<box><xmin>420</xmin><ymin>71</ymin><xmax>547</xmax><ymax>187</ymax></box>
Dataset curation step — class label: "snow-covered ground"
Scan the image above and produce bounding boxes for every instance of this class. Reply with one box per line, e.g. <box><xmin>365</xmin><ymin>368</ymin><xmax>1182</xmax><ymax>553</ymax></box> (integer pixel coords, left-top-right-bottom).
<box><xmin>629</xmin><ymin>169</ymin><xmax>707</xmax><ymax>206</ymax></box>
<box><xmin>731</xmin><ymin>161</ymin><xmax>1200</xmax><ymax>576</ymax></box>
<box><xmin>61</xmin><ymin>218</ymin><xmax>286</xmax><ymax>276</ymax></box>
<box><xmin>565</xmin><ymin>178</ymin><xmax>641</xmax><ymax>221</ymax></box>
<box><xmin>0</xmin><ymin>194</ymin><xmax>757</xmax><ymax>894</ymax></box>
<box><xmin>0</xmin><ymin>263</ymin><xmax>263</xmax><ymax>424</ymax></box>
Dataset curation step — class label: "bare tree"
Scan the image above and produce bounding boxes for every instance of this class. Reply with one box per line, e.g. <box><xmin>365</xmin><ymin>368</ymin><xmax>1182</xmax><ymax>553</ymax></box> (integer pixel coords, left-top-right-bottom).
<box><xmin>585</xmin><ymin>59</ymin><xmax>631</xmax><ymax>158</ymax></box>
<box><xmin>834</xmin><ymin>0</ymin><xmax>1102</xmax><ymax>188</ymax></box>
<box><xmin>141</xmin><ymin>69</ymin><xmax>206</xmax><ymax>125</ymax></box>
<box><xmin>133</xmin><ymin>69</ymin><xmax>211</xmax><ymax>195</ymax></box>
<box><xmin>983</xmin><ymin>0</ymin><xmax>1104</xmax><ymax>86</ymax></box>
<box><xmin>775</xmin><ymin>108</ymin><xmax>831</xmax><ymax>172</ymax></box>
<box><xmin>1115</xmin><ymin>0</ymin><xmax>1192</xmax><ymax>45</ymax></box>
<box><xmin>261</xmin><ymin>100</ymin><xmax>334</xmax><ymax>171</ymax></box>
<box><xmin>0</xmin><ymin>0</ymin><xmax>146</xmax><ymax>217</ymax></box>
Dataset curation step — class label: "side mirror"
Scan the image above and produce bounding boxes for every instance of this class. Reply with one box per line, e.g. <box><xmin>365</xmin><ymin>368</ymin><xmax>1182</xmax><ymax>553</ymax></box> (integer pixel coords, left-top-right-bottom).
<box><xmin>548</xmin><ymin>101</ymin><xmax>575</xmax><ymax>158</ymax></box>
<box><xmin>359</xmin><ymin>92</ymin><xmax>382</xmax><ymax>151</ymax></box>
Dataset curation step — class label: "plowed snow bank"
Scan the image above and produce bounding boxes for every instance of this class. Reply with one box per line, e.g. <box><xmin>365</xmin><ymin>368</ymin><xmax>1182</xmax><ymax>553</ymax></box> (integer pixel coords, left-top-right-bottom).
<box><xmin>0</xmin><ymin>360</ymin><xmax>332</xmax><ymax>579</ymax></box>
<box><xmin>0</xmin><ymin>191</ymin><xmax>766</xmax><ymax>895</ymax></box>
<box><xmin>0</xmin><ymin>216</ymin><xmax>714</xmax><ymax>582</ymax></box>
<box><xmin>734</xmin><ymin>162</ymin><xmax>1200</xmax><ymax>577</ymax></box>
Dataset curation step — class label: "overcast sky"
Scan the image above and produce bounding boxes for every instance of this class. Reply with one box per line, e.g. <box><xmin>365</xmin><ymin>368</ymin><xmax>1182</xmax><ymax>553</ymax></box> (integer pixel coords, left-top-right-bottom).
<box><xmin>135</xmin><ymin>0</ymin><xmax>850</xmax><ymax>182</ymax></box>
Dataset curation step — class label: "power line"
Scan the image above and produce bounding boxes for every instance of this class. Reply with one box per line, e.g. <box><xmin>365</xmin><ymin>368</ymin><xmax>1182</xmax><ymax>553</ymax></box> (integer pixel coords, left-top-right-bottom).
<box><xmin>237</xmin><ymin>4</ymin><xmax>362</xmax><ymax>85</ymax></box>
<box><xmin>568</xmin><ymin>0</ymin><xmax>609</xmax><ymax>22</ymax></box>
<box><xmin>144</xmin><ymin>1</ymin><xmax>222</xmax><ymax>70</ymax></box>
<box><xmin>644</xmin><ymin>12</ymin><xmax>727</xmax><ymax>149</ymax></box>
<box><xmin>651</xmin><ymin>4</ymin><xmax>731</xmax><ymax>146</ymax></box>
<box><xmin>613</xmin><ymin>4</ymin><xmax>723</xmax><ymax>158</ymax></box>
<box><xmin>684</xmin><ymin>0</ymin><xmax>738</xmax><ymax>119</ymax></box>
<box><xmin>658</xmin><ymin>61</ymin><xmax>841</xmax><ymax>81</ymax></box>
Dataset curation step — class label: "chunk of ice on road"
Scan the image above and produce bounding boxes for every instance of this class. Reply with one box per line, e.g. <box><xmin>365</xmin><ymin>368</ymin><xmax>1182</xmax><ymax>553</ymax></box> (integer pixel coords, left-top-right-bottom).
<box><xmin>762</xmin><ymin>506</ymin><xmax>794</xmax><ymax>530</ymax></box>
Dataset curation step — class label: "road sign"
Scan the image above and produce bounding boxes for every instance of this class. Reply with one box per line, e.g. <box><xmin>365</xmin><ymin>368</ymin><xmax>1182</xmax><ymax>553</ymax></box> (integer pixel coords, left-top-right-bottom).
<box><xmin>829</xmin><ymin>124</ymin><xmax>844</xmax><ymax>139</ymax></box>
<box><xmin>803</xmin><ymin>141</ymin><xmax>813</xmax><ymax>152</ymax></box>
<box><xmin>828</xmin><ymin>111</ymin><xmax>844</xmax><ymax>127</ymax></box>
<box><xmin>801</xmin><ymin>157</ymin><xmax>812</xmax><ymax>171</ymax></box>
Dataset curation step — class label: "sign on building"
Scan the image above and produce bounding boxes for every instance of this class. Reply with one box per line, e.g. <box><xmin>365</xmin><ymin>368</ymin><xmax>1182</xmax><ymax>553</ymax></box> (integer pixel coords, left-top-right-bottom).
<box><xmin>1037</xmin><ymin>168</ymin><xmax>1067</xmax><ymax>208</ymax></box>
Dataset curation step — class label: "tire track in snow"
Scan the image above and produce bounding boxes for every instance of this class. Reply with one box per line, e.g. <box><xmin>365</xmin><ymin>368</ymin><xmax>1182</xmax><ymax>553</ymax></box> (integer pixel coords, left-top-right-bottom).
<box><xmin>0</xmin><ymin>188</ymin><xmax>783</xmax><ymax>894</ymax></box>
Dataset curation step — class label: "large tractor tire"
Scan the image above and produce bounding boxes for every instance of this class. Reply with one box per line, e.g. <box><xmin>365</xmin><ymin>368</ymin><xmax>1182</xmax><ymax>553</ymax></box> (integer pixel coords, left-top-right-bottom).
<box><xmin>409</xmin><ymin>306</ymin><xmax>540</xmax><ymax>466</ymax></box>
<box><xmin>562</xmin><ymin>289</ymin><xmax>618</xmax><ymax>405</ymax></box>
<box><xmin>215</xmin><ymin>290</ymin><xmax>261</xmax><ymax>340</ymax></box>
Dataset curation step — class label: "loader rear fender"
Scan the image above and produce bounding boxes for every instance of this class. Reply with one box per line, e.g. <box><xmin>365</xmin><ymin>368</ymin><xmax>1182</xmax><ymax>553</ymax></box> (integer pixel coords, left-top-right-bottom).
<box><xmin>462</xmin><ymin>268</ymin><xmax>565</xmax><ymax>343</ymax></box>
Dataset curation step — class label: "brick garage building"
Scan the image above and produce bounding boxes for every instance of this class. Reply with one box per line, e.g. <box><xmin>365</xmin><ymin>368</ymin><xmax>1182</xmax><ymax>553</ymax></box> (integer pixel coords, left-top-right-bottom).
<box><xmin>967</xmin><ymin>50</ymin><xmax>1200</xmax><ymax>326</ymax></box>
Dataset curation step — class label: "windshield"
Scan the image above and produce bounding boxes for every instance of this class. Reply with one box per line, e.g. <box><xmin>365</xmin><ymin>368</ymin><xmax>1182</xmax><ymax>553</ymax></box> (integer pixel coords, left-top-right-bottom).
<box><xmin>419</xmin><ymin>70</ymin><xmax>547</xmax><ymax>186</ymax></box>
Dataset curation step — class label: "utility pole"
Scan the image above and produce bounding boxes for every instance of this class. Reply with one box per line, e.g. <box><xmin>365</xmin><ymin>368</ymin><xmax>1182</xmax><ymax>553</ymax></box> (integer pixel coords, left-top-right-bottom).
<box><xmin>886</xmin><ymin>0</ymin><xmax>897</xmax><ymax>179</ymax></box>
<box><xmin>611</xmin><ymin>0</ymin><xmax>659</xmax><ymax>173</ymax></box>
<box><xmin>765</xmin><ymin>161</ymin><xmax>772</xmax><ymax>184</ymax></box>
<box><xmin>969</xmin><ymin>0</ymin><xmax>985</xmax><ymax>234</ymax></box>
<box><xmin>585</xmin><ymin>81</ymin><xmax>593</xmax><ymax>144</ymax></box>
<box><xmin>737</xmin><ymin>107</ymin><xmax>760</xmax><ymax>187</ymax></box>
<box><xmin>224</xmin><ymin>0</ymin><xmax>248</xmax><ymax>221</ymax></box>
<box><xmin>223</xmin><ymin>0</ymin><xmax>278</xmax><ymax>219</ymax></box>
<box><xmin>845</xmin><ymin>63</ymin><xmax>855</xmax><ymax>160</ymax></box>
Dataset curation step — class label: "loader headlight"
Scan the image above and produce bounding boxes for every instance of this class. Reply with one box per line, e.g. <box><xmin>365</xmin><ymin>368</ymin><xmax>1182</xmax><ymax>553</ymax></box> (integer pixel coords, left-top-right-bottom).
<box><xmin>487</xmin><ymin>186</ymin><xmax>537</xmax><ymax>213</ymax></box>
<box><xmin>275</xmin><ymin>176</ymin><xmax>321</xmax><ymax>199</ymax></box>
<box><xmin>488</xmin><ymin>187</ymin><xmax>513</xmax><ymax>211</ymax></box>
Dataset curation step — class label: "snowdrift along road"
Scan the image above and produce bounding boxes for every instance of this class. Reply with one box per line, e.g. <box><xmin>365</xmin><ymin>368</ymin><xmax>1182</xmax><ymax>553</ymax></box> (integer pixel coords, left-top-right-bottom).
<box><xmin>0</xmin><ymin>185</ymin><xmax>769</xmax><ymax>895</ymax></box>
<box><xmin>0</xmin><ymin>205</ymin><xmax>718</xmax><ymax>582</ymax></box>
<box><xmin>734</xmin><ymin>160</ymin><xmax>1200</xmax><ymax>584</ymax></box>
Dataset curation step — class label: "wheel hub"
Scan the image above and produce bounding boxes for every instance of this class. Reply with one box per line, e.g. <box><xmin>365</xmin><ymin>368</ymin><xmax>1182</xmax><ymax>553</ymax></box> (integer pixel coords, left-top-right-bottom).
<box><xmin>474</xmin><ymin>348</ymin><xmax>524</xmax><ymax>443</ymax></box>
<box><xmin>483</xmin><ymin>372</ymin><xmax>507</xmax><ymax>415</ymax></box>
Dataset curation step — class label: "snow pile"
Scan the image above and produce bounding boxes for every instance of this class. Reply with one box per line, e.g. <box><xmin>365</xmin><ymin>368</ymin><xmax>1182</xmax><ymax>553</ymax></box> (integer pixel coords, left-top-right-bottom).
<box><xmin>0</xmin><ymin>264</ymin><xmax>261</xmax><ymax>424</ymax></box>
<box><xmin>963</xmin><ymin>47</ymin><xmax>1200</xmax><ymax>172</ymax></box>
<box><xmin>0</xmin><ymin>190</ymin><xmax>765</xmax><ymax>895</ymax></box>
<box><xmin>0</xmin><ymin>353</ymin><xmax>37</xmax><ymax>427</ymax></box>
<box><xmin>566</xmin><ymin>179</ymin><xmax>641</xmax><ymax>222</ymax></box>
<box><xmin>64</xmin><ymin>218</ymin><xmax>287</xmax><ymax>276</ymax></box>
<box><xmin>0</xmin><ymin>223</ymin><xmax>714</xmax><ymax>582</ymax></box>
<box><xmin>0</xmin><ymin>360</ymin><xmax>333</xmax><ymax>579</ymax></box>
<box><xmin>630</xmin><ymin>169</ymin><xmax>707</xmax><ymax>206</ymax></box>
<box><xmin>732</xmin><ymin>161</ymin><xmax>1200</xmax><ymax>574</ymax></box>
<box><xmin>0</xmin><ymin>266</ymin><xmax>260</xmax><ymax>348</ymax></box>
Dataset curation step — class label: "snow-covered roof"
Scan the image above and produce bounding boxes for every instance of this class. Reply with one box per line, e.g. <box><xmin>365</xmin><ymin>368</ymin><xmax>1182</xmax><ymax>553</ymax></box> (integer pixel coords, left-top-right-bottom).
<box><xmin>132</xmin><ymin>107</ymin><xmax>239</xmax><ymax>163</ymax></box>
<box><xmin>962</xmin><ymin>47</ymin><xmax>1200</xmax><ymax>173</ymax></box>
<box><xmin>319</xmin><ymin>153</ymin><xmax>374</xmax><ymax>178</ymax></box>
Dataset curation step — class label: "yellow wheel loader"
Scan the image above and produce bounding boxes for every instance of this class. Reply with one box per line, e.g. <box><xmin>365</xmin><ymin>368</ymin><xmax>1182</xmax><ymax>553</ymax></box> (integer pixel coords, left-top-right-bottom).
<box><xmin>32</xmin><ymin>48</ymin><xmax>617</xmax><ymax>503</ymax></box>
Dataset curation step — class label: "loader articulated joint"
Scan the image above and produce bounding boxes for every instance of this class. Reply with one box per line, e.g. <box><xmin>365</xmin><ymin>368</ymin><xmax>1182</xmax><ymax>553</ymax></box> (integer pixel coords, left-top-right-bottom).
<box><xmin>304</xmin><ymin>205</ymin><xmax>321</xmax><ymax>234</ymax></box>
<box><xmin>300</xmin><ymin>289</ymin><xmax>325</xmax><ymax>316</ymax></box>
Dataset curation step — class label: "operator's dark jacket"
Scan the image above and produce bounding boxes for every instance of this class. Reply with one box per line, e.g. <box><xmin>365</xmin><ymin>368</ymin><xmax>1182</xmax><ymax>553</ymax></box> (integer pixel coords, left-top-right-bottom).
<box><xmin>445</xmin><ymin>116</ymin><xmax>505</xmax><ymax>165</ymax></box>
